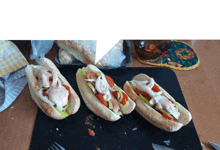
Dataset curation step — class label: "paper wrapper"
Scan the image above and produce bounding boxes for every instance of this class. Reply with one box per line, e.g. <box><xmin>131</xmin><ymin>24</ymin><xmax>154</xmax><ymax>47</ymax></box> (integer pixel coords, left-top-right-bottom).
<box><xmin>0</xmin><ymin>40</ymin><xmax>28</xmax><ymax>77</ymax></box>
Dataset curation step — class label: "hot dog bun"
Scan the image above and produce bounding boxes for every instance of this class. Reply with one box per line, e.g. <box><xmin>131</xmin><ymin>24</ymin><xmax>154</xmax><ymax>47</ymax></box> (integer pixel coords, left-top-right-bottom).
<box><xmin>123</xmin><ymin>73</ymin><xmax>192</xmax><ymax>132</ymax></box>
<box><xmin>76</xmin><ymin>64</ymin><xmax>136</xmax><ymax>121</ymax></box>
<box><xmin>25</xmin><ymin>58</ymin><xmax>80</xmax><ymax>120</ymax></box>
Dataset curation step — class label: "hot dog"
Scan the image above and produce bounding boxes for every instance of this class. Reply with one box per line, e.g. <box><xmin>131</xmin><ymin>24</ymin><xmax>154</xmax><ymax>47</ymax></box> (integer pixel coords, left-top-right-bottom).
<box><xmin>123</xmin><ymin>73</ymin><xmax>192</xmax><ymax>132</ymax></box>
<box><xmin>76</xmin><ymin>64</ymin><xmax>136</xmax><ymax>121</ymax></box>
<box><xmin>25</xmin><ymin>58</ymin><xmax>80</xmax><ymax>120</ymax></box>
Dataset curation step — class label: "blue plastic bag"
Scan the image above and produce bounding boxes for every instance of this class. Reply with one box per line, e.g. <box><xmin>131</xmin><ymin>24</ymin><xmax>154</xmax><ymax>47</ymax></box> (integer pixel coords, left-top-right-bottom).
<box><xmin>30</xmin><ymin>40</ymin><xmax>55</xmax><ymax>62</ymax></box>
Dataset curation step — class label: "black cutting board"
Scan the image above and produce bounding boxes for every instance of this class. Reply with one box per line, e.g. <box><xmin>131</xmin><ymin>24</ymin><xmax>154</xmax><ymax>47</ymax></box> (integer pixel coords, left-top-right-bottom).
<box><xmin>29</xmin><ymin>66</ymin><xmax>202</xmax><ymax>150</ymax></box>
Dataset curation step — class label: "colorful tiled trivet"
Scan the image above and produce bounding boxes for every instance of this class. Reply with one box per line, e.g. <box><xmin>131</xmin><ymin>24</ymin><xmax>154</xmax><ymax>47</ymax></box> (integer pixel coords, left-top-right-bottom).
<box><xmin>135</xmin><ymin>41</ymin><xmax>200</xmax><ymax>70</ymax></box>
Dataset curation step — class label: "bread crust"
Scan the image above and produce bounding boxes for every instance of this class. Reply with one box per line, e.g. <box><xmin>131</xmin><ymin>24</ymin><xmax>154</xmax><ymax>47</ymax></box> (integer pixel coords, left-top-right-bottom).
<box><xmin>123</xmin><ymin>73</ymin><xmax>192</xmax><ymax>132</ymax></box>
<box><xmin>25</xmin><ymin>58</ymin><xmax>80</xmax><ymax>120</ymax></box>
<box><xmin>76</xmin><ymin>64</ymin><xmax>135</xmax><ymax>121</ymax></box>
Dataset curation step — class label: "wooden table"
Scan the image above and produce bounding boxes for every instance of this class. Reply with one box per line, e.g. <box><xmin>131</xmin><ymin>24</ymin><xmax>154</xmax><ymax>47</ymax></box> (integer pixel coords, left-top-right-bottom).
<box><xmin>0</xmin><ymin>40</ymin><xmax>219</xmax><ymax>150</ymax></box>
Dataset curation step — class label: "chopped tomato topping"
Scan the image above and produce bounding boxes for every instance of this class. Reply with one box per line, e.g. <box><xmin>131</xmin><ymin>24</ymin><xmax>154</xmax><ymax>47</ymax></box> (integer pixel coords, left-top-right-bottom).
<box><xmin>105</xmin><ymin>75</ymin><xmax>115</xmax><ymax>87</ymax></box>
<box><xmin>62</xmin><ymin>85</ymin><xmax>71</xmax><ymax>99</ymax></box>
<box><xmin>96</xmin><ymin>93</ymin><xmax>108</xmax><ymax>106</ymax></box>
<box><xmin>152</xmin><ymin>84</ymin><xmax>160</xmax><ymax>92</ymax></box>
<box><xmin>113</xmin><ymin>91</ymin><xmax>118</xmax><ymax>99</ymax></box>
<box><xmin>162</xmin><ymin>112</ymin><xmax>171</xmax><ymax>120</ymax></box>
<box><xmin>87</xmin><ymin>128</ymin><xmax>95</xmax><ymax>136</ymax></box>
<box><xmin>121</xmin><ymin>92</ymin><xmax>128</xmax><ymax>105</ymax></box>
<box><xmin>161</xmin><ymin>112</ymin><xmax>178</xmax><ymax>122</ymax></box>
<box><xmin>42</xmin><ymin>92</ymin><xmax>48</xmax><ymax>97</ymax></box>
<box><xmin>86</xmin><ymin>72</ymin><xmax>98</xmax><ymax>79</ymax></box>
<box><xmin>89</xmin><ymin>81</ymin><xmax>95</xmax><ymax>87</ymax></box>
<box><xmin>113</xmin><ymin>91</ymin><xmax>128</xmax><ymax>105</ymax></box>
<box><xmin>49</xmin><ymin>76</ymin><xmax>53</xmax><ymax>82</ymax></box>
<box><xmin>47</xmin><ymin>70</ymin><xmax>52</xmax><ymax>74</ymax></box>
<box><xmin>121</xmin><ymin>98</ymin><xmax>126</xmax><ymax>105</ymax></box>
<box><xmin>172</xmin><ymin>118</ymin><xmax>178</xmax><ymax>122</ymax></box>
<box><xmin>134</xmin><ymin>89</ymin><xmax>151</xmax><ymax>100</ymax></box>
<box><xmin>168</xmin><ymin>99</ymin><xmax>174</xmax><ymax>104</ymax></box>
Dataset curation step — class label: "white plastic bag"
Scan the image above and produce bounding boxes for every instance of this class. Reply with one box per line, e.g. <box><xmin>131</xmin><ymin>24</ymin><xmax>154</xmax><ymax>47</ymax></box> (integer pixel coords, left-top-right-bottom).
<box><xmin>56</xmin><ymin>40</ymin><xmax>127</xmax><ymax>69</ymax></box>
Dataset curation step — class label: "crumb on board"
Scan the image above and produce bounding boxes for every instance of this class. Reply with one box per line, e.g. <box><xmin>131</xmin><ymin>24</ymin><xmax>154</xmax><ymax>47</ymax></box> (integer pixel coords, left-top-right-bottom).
<box><xmin>164</xmin><ymin>140</ymin><xmax>170</xmax><ymax>146</ymax></box>
<box><xmin>152</xmin><ymin>143</ymin><xmax>174</xmax><ymax>150</ymax></box>
<box><xmin>132</xmin><ymin>127</ymin><xmax>137</xmax><ymax>131</ymax></box>
<box><xmin>124</xmin><ymin>132</ymin><xmax>127</xmax><ymax>135</ymax></box>
<box><xmin>95</xmin><ymin>146</ymin><xmax>100</xmax><ymax>150</ymax></box>
<box><xmin>88</xmin><ymin>128</ymin><xmax>95</xmax><ymax>136</ymax></box>
<box><xmin>56</xmin><ymin>128</ymin><xmax>59</xmax><ymax>131</ymax></box>
<box><xmin>85</xmin><ymin>114</ymin><xmax>95</xmax><ymax>128</ymax></box>
<box><xmin>59</xmin><ymin>134</ymin><xmax>61</xmax><ymax>136</ymax></box>
<box><xmin>11</xmin><ymin>107</ymin><xmax>14</xmax><ymax>109</ymax></box>
<box><xmin>12</xmin><ymin>118</ymin><xmax>14</xmax><ymax>120</ymax></box>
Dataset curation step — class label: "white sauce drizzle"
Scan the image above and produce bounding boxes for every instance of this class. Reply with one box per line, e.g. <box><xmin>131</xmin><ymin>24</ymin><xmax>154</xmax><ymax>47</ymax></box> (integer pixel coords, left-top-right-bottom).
<box><xmin>34</xmin><ymin>67</ymin><xmax>69</xmax><ymax>110</ymax></box>
<box><xmin>132</xmin><ymin>78</ymin><xmax>180</xmax><ymax>120</ymax></box>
